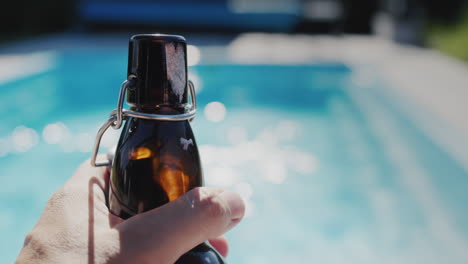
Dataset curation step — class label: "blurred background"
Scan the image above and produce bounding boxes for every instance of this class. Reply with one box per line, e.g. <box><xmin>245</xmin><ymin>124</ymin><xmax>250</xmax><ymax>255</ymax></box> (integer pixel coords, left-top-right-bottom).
<box><xmin>1</xmin><ymin>0</ymin><xmax>468</xmax><ymax>263</ymax></box>
<box><xmin>2</xmin><ymin>0</ymin><xmax>468</xmax><ymax>51</ymax></box>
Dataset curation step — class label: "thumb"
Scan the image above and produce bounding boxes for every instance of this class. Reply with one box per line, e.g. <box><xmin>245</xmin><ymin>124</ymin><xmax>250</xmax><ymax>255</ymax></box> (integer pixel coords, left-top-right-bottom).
<box><xmin>115</xmin><ymin>187</ymin><xmax>245</xmax><ymax>264</ymax></box>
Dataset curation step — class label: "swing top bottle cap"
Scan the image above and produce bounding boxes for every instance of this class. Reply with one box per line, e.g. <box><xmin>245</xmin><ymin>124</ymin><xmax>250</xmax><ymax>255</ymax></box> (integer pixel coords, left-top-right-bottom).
<box><xmin>127</xmin><ymin>34</ymin><xmax>188</xmax><ymax>112</ymax></box>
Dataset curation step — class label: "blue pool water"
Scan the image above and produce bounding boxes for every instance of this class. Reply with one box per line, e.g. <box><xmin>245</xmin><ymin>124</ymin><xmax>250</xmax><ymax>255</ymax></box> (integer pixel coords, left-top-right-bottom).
<box><xmin>1</xmin><ymin>47</ymin><xmax>468</xmax><ymax>263</ymax></box>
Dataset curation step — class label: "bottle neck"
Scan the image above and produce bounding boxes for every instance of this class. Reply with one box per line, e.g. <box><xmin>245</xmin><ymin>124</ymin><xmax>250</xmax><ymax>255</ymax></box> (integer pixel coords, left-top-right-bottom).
<box><xmin>130</xmin><ymin>105</ymin><xmax>187</xmax><ymax>115</ymax></box>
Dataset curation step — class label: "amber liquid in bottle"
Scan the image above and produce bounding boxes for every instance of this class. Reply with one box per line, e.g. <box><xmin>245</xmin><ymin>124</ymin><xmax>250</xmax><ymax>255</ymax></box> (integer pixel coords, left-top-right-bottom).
<box><xmin>108</xmin><ymin>34</ymin><xmax>225</xmax><ymax>263</ymax></box>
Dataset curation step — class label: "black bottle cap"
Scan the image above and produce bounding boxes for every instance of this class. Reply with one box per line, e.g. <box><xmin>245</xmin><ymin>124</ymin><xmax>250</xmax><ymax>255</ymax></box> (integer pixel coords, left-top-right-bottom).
<box><xmin>127</xmin><ymin>34</ymin><xmax>188</xmax><ymax>112</ymax></box>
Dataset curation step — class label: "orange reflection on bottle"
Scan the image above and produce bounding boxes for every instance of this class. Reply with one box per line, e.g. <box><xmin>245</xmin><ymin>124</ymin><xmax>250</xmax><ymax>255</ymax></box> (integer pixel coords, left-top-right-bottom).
<box><xmin>130</xmin><ymin>147</ymin><xmax>153</xmax><ymax>160</ymax></box>
<box><xmin>158</xmin><ymin>164</ymin><xmax>190</xmax><ymax>201</ymax></box>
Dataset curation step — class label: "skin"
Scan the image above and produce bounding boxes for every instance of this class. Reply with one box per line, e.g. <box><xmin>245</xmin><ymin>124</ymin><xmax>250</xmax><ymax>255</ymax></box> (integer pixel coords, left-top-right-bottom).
<box><xmin>16</xmin><ymin>158</ymin><xmax>245</xmax><ymax>264</ymax></box>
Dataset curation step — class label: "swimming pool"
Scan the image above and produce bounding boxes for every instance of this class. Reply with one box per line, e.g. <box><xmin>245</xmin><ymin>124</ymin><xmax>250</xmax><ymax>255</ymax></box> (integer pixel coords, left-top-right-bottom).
<box><xmin>1</xmin><ymin>42</ymin><xmax>467</xmax><ymax>263</ymax></box>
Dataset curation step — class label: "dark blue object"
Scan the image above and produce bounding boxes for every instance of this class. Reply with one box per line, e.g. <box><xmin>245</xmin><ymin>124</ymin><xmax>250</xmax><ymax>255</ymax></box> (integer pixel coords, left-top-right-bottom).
<box><xmin>79</xmin><ymin>0</ymin><xmax>299</xmax><ymax>31</ymax></box>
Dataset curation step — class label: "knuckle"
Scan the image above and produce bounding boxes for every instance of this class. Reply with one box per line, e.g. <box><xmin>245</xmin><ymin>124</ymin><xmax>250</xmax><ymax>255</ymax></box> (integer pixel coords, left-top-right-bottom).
<box><xmin>182</xmin><ymin>188</ymin><xmax>232</xmax><ymax>238</ymax></box>
<box><xmin>20</xmin><ymin>231</ymin><xmax>48</xmax><ymax>258</ymax></box>
<box><xmin>192</xmin><ymin>188</ymin><xmax>228</xmax><ymax>220</ymax></box>
<box><xmin>204</xmin><ymin>195</ymin><xmax>228</xmax><ymax>220</ymax></box>
<box><xmin>23</xmin><ymin>232</ymin><xmax>33</xmax><ymax>247</ymax></box>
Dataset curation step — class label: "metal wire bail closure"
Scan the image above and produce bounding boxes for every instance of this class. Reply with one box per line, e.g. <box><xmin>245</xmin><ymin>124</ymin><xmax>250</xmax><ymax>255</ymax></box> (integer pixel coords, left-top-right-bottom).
<box><xmin>90</xmin><ymin>79</ymin><xmax>197</xmax><ymax>167</ymax></box>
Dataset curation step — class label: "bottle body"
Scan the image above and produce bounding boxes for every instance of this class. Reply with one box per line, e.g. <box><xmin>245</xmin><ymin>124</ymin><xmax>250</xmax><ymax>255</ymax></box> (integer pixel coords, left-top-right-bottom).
<box><xmin>175</xmin><ymin>243</ymin><xmax>225</xmax><ymax>264</ymax></box>
<box><xmin>109</xmin><ymin>117</ymin><xmax>225</xmax><ymax>263</ymax></box>
<box><xmin>109</xmin><ymin>117</ymin><xmax>202</xmax><ymax>216</ymax></box>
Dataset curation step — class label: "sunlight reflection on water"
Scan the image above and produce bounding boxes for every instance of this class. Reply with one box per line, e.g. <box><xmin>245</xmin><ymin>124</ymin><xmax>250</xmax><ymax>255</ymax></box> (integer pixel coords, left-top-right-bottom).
<box><xmin>1</xmin><ymin>47</ymin><xmax>467</xmax><ymax>264</ymax></box>
<box><xmin>11</xmin><ymin>126</ymin><xmax>39</xmax><ymax>153</ymax></box>
<box><xmin>201</xmin><ymin>118</ymin><xmax>320</xmax><ymax>217</ymax></box>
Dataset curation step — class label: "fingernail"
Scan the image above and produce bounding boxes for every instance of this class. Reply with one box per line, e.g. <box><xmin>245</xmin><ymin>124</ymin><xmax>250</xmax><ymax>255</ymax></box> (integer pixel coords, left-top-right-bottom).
<box><xmin>218</xmin><ymin>190</ymin><xmax>245</xmax><ymax>220</ymax></box>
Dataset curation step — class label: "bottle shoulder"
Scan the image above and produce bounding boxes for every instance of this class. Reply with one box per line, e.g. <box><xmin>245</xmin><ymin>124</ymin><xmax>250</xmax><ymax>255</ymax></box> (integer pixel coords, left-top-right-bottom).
<box><xmin>115</xmin><ymin>118</ymin><xmax>201</xmax><ymax>164</ymax></box>
<box><xmin>119</xmin><ymin>118</ymin><xmax>196</xmax><ymax>145</ymax></box>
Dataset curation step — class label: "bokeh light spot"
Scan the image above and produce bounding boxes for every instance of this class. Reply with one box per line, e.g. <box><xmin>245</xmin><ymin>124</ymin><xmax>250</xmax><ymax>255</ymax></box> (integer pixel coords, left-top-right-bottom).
<box><xmin>42</xmin><ymin>122</ymin><xmax>69</xmax><ymax>144</ymax></box>
<box><xmin>234</xmin><ymin>182</ymin><xmax>253</xmax><ymax>200</ymax></box>
<box><xmin>205</xmin><ymin>166</ymin><xmax>238</xmax><ymax>187</ymax></box>
<box><xmin>187</xmin><ymin>45</ymin><xmax>201</xmax><ymax>66</ymax></box>
<box><xmin>226</xmin><ymin>126</ymin><xmax>248</xmax><ymax>144</ymax></box>
<box><xmin>204</xmin><ymin>102</ymin><xmax>227</xmax><ymax>123</ymax></box>
<box><xmin>76</xmin><ymin>133</ymin><xmax>93</xmax><ymax>153</ymax></box>
<box><xmin>11</xmin><ymin>126</ymin><xmax>39</xmax><ymax>153</ymax></box>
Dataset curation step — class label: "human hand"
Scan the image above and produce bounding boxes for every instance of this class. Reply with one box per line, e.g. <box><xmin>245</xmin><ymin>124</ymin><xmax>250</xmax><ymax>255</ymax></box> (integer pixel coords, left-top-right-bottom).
<box><xmin>16</xmin><ymin>158</ymin><xmax>245</xmax><ymax>264</ymax></box>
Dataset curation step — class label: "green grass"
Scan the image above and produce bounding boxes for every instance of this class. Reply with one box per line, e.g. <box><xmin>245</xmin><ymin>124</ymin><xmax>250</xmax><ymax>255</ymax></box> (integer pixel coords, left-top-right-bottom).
<box><xmin>427</xmin><ymin>11</ymin><xmax>468</xmax><ymax>62</ymax></box>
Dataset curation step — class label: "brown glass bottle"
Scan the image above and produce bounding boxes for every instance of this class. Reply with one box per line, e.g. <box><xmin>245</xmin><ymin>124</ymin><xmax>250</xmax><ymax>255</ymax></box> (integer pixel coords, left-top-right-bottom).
<box><xmin>108</xmin><ymin>34</ymin><xmax>225</xmax><ymax>264</ymax></box>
